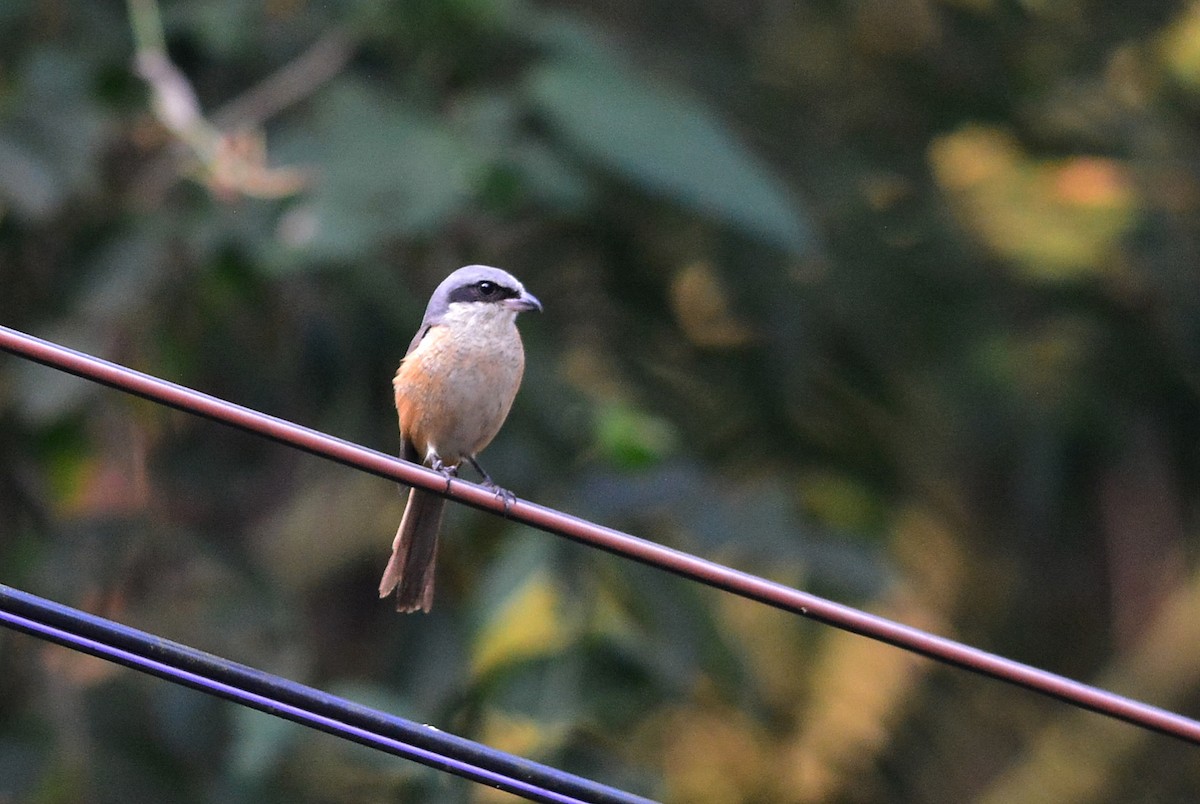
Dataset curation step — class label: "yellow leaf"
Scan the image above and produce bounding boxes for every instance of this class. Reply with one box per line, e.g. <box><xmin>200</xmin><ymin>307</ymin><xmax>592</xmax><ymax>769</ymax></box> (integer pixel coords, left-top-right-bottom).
<box><xmin>929</xmin><ymin>125</ymin><xmax>1137</xmax><ymax>282</ymax></box>
<box><xmin>1160</xmin><ymin>2</ymin><xmax>1200</xmax><ymax>90</ymax></box>
<box><xmin>669</xmin><ymin>261</ymin><xmax>756</xmax><ymax>348</ymax></box>
<box><xmin>472</xmin><ymin>571</ymin><xmax>568</xmax><ymax>677</ymax></box>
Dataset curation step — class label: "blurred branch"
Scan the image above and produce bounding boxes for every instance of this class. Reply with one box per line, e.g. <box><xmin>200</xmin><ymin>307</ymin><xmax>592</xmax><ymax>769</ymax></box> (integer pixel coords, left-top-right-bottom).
<box><xmin>133</xmin><ymin>48</ymin><xmax>220</xmax><ymax>157</ymax></box>
<box><xmin>125</xmin><ymin>0</ymin><xmax>166</xmax><ymax>57</ymax></box>
<box><xmin>126</xmin><ymin>0</ymin><xmax>217</xmax><ymax>154</ymax></box>
<box><xmin>125</xmin><ymin>0</ymin><xmax>350</xmax><ymax>200</ymax></box>
<box><xmin>212</xmin><ymin>30</ymin><xmax>354</xmax><ymax>130</ymax></box>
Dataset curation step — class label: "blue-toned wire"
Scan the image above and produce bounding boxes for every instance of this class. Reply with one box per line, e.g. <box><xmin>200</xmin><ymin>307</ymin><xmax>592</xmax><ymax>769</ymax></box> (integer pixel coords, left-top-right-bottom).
<box><xmin>0</xmin><ymin>585</ymin><xmax>656</xmax><ymax>804</ymax></box>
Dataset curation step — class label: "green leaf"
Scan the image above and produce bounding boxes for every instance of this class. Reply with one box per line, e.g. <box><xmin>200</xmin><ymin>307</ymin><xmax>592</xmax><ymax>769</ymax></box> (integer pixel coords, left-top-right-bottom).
<box><xmin>525</xmin><ymin>61</ymin><xmax>813</xmax><ymax>252</ymax></box>
<box><xmin>0</xmin><ymin>47</ymin><xmax>107</xmax><ymax>220</ymax></box>
<box><xmin>167</xmin><ymin>0</ymin><xmax>261</xmax><ymax>60</ymax></box>
<box><xmin>505</xmin><ymin>140</ymin><xmax>592</xmax><ymax>211</ymax></box>
<box><xmin>0</xmin><ymin>136</ymin><xmax>60</xmax><ymax>219</ymax></box>
<box><xmin>594</xmin><ymin>402</ymin><xmax>676</xmax><ymax>469</ymax></box>
<box><xmin>228</xmin><ymin>707</ymin><xmax>302</xmax><ymax>781</ymax></box>
<box><xmin>272</xmin><ymin>79</ymin><xmax>491</xmax><ymax>264</ymax></box>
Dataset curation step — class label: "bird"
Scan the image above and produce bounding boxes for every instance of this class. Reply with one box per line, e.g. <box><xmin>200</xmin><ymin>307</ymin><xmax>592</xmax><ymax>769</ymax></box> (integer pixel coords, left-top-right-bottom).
<box><xmin>379</xmin><ymin>265</ymin><xmax>542</xmax><ymax>612</ymax></box>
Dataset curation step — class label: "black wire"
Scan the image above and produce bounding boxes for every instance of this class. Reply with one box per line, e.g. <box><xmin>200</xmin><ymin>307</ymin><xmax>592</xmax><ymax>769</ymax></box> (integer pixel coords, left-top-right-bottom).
<box><xmin>0</xmin><ymin>585</ymin><xmax>657</xmax><ymax>804</ymax></box>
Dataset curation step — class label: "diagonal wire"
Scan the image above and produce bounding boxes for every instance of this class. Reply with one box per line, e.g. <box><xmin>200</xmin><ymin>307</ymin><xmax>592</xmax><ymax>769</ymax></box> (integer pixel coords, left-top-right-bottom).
<box><xmin>0</xmin><ymin>585</ymin><xmax>654</xmax><ymax>804</ymax></box>
<box><xmin>2</xmin><ymin>323</ymin><xmax>1200</xmax><ymax>746</ymax></box>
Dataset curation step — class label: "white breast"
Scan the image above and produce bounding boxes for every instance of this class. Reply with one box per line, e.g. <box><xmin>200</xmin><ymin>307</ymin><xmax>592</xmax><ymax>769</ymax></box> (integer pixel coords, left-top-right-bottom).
<box><xmin>395</xmin><ymin>302</ymin><xmax>526</xmax><ymax>465</ymax></box>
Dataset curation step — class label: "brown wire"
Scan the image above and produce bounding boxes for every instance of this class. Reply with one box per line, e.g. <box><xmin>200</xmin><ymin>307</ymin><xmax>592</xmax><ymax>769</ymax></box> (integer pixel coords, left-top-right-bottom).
<box><xmin>3</xmin><ymin>323</ymin><xmax>1199</xmax><ymax>745</ymax></box>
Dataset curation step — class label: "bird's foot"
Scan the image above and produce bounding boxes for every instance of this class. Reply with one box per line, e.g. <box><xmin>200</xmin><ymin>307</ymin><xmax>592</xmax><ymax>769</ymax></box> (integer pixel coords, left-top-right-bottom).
<box><xmin>468</xmin><ymin>455</ymin><xmax>516</xmax><ymax>513</ymax></box>
<box><xmin>483</xmin><ymin>479</ymin><xmax>517</xmax><ymax>514</ymax></box>
<box><xmin>430</xmin><ymin>457</ymin><xmax>458</xmax><ymax>493</ymax></box>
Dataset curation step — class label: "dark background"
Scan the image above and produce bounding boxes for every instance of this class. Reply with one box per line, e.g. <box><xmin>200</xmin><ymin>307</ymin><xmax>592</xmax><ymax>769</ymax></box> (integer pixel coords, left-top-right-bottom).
<box><xmin>4</xmin><ymin>0</ymin><xmax>1200</xmax><ymax>801</ymax></box>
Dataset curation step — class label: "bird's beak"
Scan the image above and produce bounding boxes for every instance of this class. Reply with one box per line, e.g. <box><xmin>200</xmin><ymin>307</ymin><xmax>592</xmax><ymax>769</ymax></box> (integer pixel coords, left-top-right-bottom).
<box><xmin>506</xmin><ymin>290</ymin><xmax>543</xmax><ymax>313</ymax></box>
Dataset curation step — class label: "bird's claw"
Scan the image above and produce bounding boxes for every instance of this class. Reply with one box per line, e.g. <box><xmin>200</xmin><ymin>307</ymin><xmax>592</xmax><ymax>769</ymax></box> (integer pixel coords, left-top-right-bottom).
<box><xmin>465</xmin><ymin>455</ymin><xmax>514</xmax><ymax>511</ymax></box>
<box><xmin>481</xmin><ymin>479</ymin><xmax>517</xmax><ymax>514</ymax></box>
<box><xmin>430</xmin><ymin>458</ymin><xmax>458</xmax><ymax>493</ymax></box>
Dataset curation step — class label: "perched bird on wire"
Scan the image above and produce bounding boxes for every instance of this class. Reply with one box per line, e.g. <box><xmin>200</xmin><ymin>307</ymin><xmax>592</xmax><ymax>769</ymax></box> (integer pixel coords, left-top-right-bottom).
<box><xmin>379</xmin><ymin>265</ymin><xmax>542</xmax><ymax>612</ymax></box>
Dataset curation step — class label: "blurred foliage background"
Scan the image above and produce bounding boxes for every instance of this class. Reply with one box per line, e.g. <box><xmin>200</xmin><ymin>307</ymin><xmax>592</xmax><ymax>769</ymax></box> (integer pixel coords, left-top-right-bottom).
<box><xmin>4</xmin><ymin>0</ymin><xmax>1200</xmax><ymax>801</ymax></box>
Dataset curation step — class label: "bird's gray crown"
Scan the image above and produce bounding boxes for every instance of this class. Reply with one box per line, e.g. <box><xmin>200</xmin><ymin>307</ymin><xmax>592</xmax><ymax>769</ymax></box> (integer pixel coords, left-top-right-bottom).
<box><xmin>423</xmin><ymin>264</ymin><xmax>538</xmax><ymax>324</ymax></box>
<box><xmin>423</xmin><ymin>265</ymin><xmax>524</xmax><ymax>320</ymax></box>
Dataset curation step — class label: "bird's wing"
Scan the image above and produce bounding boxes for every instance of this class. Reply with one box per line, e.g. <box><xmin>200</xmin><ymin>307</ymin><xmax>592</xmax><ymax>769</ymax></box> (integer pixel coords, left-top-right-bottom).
<box><xmin>405</xmin><ymin>321</ymin><xmax>433</xmax><ymax>357</ymax></box>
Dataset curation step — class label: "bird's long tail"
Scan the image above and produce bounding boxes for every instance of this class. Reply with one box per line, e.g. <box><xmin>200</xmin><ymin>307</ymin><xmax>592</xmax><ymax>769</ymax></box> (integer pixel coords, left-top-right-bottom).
<box><xmin>378</xmin><ymin>487</ymin><xmax>446</xmax><ymax>612</ymax></box>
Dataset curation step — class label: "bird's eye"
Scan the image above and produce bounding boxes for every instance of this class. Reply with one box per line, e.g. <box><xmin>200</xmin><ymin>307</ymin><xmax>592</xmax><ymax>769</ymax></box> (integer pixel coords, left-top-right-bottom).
<box><xmin>476</xmin><ymin>281</ymin><xmax>498</xmax><ymax>297</ymax></box>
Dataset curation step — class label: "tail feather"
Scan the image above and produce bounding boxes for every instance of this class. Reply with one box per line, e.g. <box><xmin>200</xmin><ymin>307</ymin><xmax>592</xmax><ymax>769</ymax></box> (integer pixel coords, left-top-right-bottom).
<box><xmin>379</xmin><ymin>488</ymin><xmax>446</xmax><ymax>613</ymax></box>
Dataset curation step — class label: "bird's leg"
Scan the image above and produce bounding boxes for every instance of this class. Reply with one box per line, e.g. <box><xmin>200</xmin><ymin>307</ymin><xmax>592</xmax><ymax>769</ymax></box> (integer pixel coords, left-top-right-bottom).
<box><xmin>429</xmin><ymin>455</ymin><xmax>458</xmax><ymax>493</ymax></box>
<box><xmin>466</xmin><ymin>455</ymin><xmax>516</xmax><ymax>513</ymax></box>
